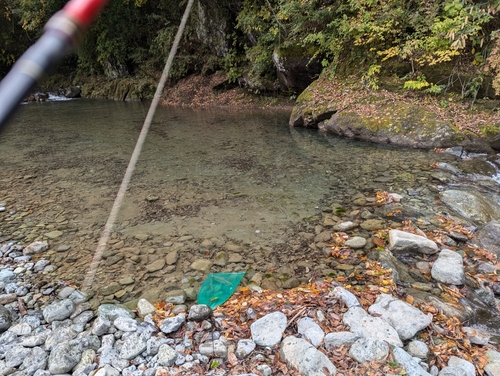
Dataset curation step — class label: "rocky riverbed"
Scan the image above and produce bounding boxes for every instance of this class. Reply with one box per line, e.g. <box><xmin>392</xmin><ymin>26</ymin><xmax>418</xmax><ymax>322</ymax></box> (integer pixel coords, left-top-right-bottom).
<box><xmin>2</xmin><ymin>142</ymin><xmax>500</xmax><ymax>375</ymax></box>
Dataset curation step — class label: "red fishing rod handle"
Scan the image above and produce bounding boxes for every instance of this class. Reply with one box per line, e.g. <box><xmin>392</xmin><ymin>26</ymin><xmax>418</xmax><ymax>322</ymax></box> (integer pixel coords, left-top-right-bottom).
<box><xmin>45</xmin><ymin>0</ymin><xmax>110</xmax><ymax>46</ymax></box>
<box><xmin>63</xmin><ymin>0</ymin><xmax>110</xmax><ymax>29</ymax></box>
<box><xmin>0</xmin><ymin>0</ymin><xmax>110</xmax><ymax>129</ymax></box>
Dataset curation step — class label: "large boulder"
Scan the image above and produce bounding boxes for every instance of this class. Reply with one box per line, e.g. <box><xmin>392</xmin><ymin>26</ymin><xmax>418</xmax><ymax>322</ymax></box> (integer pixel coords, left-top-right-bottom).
<box><xmin>320</xmin><ymin>103</ymin><xmax>463</xmax><ymax>148</ymax></box>
<box><xmin>289</xmin><ymin>79</ymin><xmax>338</xmax><ymax>128</ymax></box>
<box><xmin>440</xmin><ymin>189</ymin><xmax>500</xmax><ymax>225</ymax></box>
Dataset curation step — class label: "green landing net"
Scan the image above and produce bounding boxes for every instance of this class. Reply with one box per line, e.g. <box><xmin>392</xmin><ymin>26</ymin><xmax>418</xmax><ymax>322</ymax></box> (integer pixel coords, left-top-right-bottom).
<box><xmin>197</xmin><ymin>272</ymin><xmax>246</xmax><ymax>309</ymax></box>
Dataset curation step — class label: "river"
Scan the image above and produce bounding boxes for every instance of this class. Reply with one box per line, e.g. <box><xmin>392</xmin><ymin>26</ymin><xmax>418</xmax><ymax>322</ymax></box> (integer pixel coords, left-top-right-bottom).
<box><xmin>0</xmin><ymin>99</ymin><xmax>464</xmax><ymax>299</ymax></box>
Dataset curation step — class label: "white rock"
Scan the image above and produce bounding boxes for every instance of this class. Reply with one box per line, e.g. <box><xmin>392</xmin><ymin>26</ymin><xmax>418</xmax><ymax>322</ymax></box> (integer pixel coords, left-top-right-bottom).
<box><xmin>250</xmin><ymin>311</ymin><xmax>287</xmax><ymax>348</ymax></box>
<box><xmin>332</xmin><ymin>287</ymin><xmax>360</xmax><ymax>307</ymax></box>
<box><xmin>389</xmin><ymin>229</ymin><xmax>439</xmax><ymax>254</ymax></box>
<box><xmin>393</xmin><ymin>347</ymin><xmax>432</xmax><ymax>376</ymax></box>
<box><xmin>431</xmin><ymin>249</ymin><xmax>465</xmax><ymax>285</ymax></box>
<box><xmin>342</xmin><ymin>306</ymin><xmax>403</xmax><ymax>347</ymax></box>
<box><xmin>349</xmin><ymin>338</ymin><xmax>389</xmax><ymax>363</ymax></box>
<box><xmin>297</xmin><ymin>317</ymin><xmax>324</xmax><ymax>347</ymax></box>
<box><xmin>368</xmin><ymin>294</ymin><xmax>432</xmax><ymax>340</ymax></box>
<box><xmin>280</xmin><ymin>336</ymin><xmax>336</xmax><ymax>376</ymax></box>
<box><xmin>137</xmin><ymin>298</ymin><xmax>156</xmax><ymax>318</ymax></box>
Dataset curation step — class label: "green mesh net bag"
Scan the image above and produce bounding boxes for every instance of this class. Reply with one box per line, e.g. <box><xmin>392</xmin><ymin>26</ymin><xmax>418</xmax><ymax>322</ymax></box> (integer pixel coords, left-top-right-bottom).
<box><xmin>197</xmin><ymin>272</ymin><xmax>246</xmax><ymax>309</ymax></box>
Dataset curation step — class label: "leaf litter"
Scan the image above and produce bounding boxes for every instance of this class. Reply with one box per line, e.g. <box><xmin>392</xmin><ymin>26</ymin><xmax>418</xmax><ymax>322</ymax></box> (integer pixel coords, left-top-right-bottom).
<box><xmin>151</xmin><ymin>190</ymin><xmax>498</xmax><ymax>375</ymax></box>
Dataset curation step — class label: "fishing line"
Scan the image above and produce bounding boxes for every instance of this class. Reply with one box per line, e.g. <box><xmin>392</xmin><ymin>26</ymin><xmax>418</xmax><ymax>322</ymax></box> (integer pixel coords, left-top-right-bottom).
<box><xmin>81</xmin><ymin>0</ymin><xmax>196</xmax><ymax>292</ymax></box>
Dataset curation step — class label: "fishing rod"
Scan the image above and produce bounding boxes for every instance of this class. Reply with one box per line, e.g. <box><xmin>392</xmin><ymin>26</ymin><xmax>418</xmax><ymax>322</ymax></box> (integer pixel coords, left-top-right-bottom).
<box><xmin>0</xmin><ymin>0</ymin><xmax>109</xmax><ymax>131</ymax></box>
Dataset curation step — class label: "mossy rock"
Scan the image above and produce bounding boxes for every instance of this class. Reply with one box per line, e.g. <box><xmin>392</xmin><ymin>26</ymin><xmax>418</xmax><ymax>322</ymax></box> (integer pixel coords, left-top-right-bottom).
<box><xmin>290</xmin><ymin>81</ymin><xmax>338</xmax><ymax>127</ymax></box>
<box><xmin>479</xmin><ymin>123</ymin><xmax>500</xmax><ymax>138</ymax></box>
<box><xmin>80</xmin><ymin>77</ymin><xmax>156</xmax><ymax>101</ymax></box>
<box><xmin>322</xmin><ymin>103</ymin><xmax>464</xmax><ymax>149</ymax></box>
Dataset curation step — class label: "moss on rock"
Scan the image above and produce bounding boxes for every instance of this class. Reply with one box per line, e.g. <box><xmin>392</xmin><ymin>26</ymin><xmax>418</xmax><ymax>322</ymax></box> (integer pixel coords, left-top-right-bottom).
<box><xmin>79</xmin><ymin>77</ymin><xmax>156</xmax><ymax>101</ymax></box>
<box><xmin>322</xmin><ymin>103</ymin><xmax>464</xmax><ymax>148</ymax></box>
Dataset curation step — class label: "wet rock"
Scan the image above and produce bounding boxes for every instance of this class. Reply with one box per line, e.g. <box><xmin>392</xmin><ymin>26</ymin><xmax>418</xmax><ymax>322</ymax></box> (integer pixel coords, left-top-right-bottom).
<box><xmin>97</xmin><ymin>304</ymin><xmax>133</xmax><ymax>321</ymax></box>
<box><xmin>349</xmin><ymin>338</ymin><xmax>389</xmax><ymax>363</ymax></box>
<box><xmin>190</xmin><ymin>259</ymin><xmax>212</xmax><ymax>273</ymax></box>
<box><xmin>393</xmin><ymin>347</ymin><xmax>432</xmax><ymax>376</ymax></box>
<box><xmin>475</xmin><ymin>220</ymin><xmax>500</xmax><ymax>257</ymax></box>
<box><xmin>343</xmin><ymin>306</ymin><xmax>403</xmax><ymax>347</ymax></box>
<box><xmin>388</xmin><ymin>230</ymin><xmax>439</xmax><ymax>255</ymax></box>
<box><xmin>100</xmin><ymin>282</ymin><xmax>121</xmax><ymax>296</ymax></box>
<box><xmin>345</xmin><ymin>236</ymin><xmax>367</xmax><ymax>249</ymax></box>
<box><xmin>431</xmin><ymin>249</ymin><xmax>465</xmax><ymax>285</ymax></box>
<box><xmin>250</xmin><ymin>311</ymin><xmax>287</xmax><ymax>347</ymax></box>
<box><xmin>57</xmin><ymin>244</ymin><xmax>70</xmax><ymax>252</ymax></box>
<box><xmin>165</xmin><ymin>289</ymin><xmax>186</xmax><ymax>304</ymax></box>
<box><xmin>368</xmin><ymin>294</ymin><xmax>432</xmax><ymax>340</ymax></box>
<box><xmin>324</xmin><ymin>331</ymin><xmax>360</xmax><ymax>350</ymax></box>
<box><xmin>280</xmin><ymin>336</ymin><xmax>336</xmax><ymax>375</ymax></box>
<box><xmin>360</xmin><ymin>219</ymin><xmax>385</xmax><ymax>231</ymax></box>
<box><xmin>297</xmin><ymin>317</ymin><xmax>324</xmax><ymax>347</ymax></box>
<box><xmin>118</xmin><ymin>276</ymin><xmax>134</xmax><ymax>285</ymax></box>
<box><xmin>166</xmin><ymin>250</ymin><xmax>178</xmax><ymax>265</ymax></box>
<box><xmin>44</xmin><ymin>230</ymin><xmax>63</xmax><ymax>239</ymax></box>
<box><xmin>146</xmin><ymin>258</ymin><xmax>165</xmax><ymax>272</ymax></box>
<box><xmin>441</xmin><ymin>190</ymin><xmax>500</xmax><ymax>225</ymax></box>
<box><xmin>427</xmin><ymin>296</ymin><xmax>471</xmax><ymax>321</ymax></box>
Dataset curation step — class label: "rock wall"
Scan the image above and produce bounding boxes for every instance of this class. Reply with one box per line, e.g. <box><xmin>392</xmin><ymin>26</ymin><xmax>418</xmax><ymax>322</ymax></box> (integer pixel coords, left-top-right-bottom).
<box><xmin>80</xmin><ymin>78</ymin><xmax>157</xmax><ymax>101</ymax></box>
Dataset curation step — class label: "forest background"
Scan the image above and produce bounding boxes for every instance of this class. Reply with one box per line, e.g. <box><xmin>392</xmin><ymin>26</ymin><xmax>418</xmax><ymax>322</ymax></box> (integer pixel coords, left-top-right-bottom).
<box><xmin>1</xmin><ymin>0</ymin><xmax>500</xmax><ymax>104</ymax></box>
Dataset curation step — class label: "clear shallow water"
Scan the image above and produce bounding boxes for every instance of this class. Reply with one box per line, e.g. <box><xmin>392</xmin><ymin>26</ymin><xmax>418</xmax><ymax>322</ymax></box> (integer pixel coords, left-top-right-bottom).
<box><xmin>0</xmin><ymin>99</ymin><xmax>451</xmax><ymax>246</ymax></box>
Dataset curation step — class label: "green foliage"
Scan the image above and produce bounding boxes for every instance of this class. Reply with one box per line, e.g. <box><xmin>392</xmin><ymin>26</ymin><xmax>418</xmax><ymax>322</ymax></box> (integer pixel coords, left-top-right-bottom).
<box><xmin>362</xmin><ymin>64</ymin><xmax>381</xmax><ymax>90</ymax></box>
<box><xmin>234</xmin><ymin>0</ymin><xmax>500</xmax><ymax>96</ymax></box>
<box><xmin>2</xmin><ymin>0</ymin><xmax>500</xmax><ymax>102</ymax></box>
<box><xmin>403</xmin><ymin>75</ymin><xmax>431</xmax><ymax>91</ymax></box>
